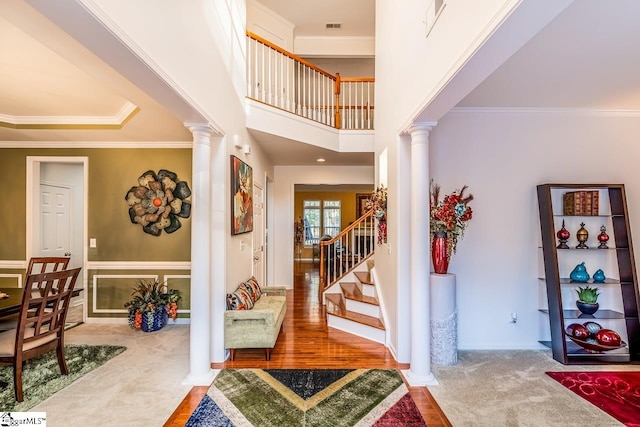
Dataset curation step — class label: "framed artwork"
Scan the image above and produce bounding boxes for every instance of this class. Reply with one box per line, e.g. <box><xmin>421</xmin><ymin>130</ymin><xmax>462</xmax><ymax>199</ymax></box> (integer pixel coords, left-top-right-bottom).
<box><xmin>230</xmin><ymin>155</ymin><xmax>253</xmax><ymax>235</ymax></box>
<box><xmin>356</xmin><ymin>193</ymin><xmax>370</xmax><ymax>218</ymax></box>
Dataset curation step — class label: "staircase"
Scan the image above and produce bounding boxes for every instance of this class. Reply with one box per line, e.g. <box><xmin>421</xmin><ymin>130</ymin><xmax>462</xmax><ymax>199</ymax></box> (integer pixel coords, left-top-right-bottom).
<box><xmin>324</xmin><ymin>265</ymin><xmax>386</xmax><ymax>344</ymax></box>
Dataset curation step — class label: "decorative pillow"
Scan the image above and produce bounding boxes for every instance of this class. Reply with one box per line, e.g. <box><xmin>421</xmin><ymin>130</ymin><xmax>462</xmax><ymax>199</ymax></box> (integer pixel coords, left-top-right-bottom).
<box><xmin>239</xmin><ymin>282</ymin><xmax>257</xmax><ymax>303</ymax></box>
<box><xmin>226</xmin><ymin>287</ymin><xmax>254</xmax><ymax>310</ymax></box>
<box><xmin>244</xmin><ymin>276</ymin><xmax>262</xmax><ymax>302</ymax></box>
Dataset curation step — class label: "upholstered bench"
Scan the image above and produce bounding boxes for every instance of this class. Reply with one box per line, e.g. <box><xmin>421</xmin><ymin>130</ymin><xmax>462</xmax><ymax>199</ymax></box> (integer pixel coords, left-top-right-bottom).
<box><xmin>224</xmin><ymin>277</ymin><xmax>287</xmax><ymax>361</ymax></box>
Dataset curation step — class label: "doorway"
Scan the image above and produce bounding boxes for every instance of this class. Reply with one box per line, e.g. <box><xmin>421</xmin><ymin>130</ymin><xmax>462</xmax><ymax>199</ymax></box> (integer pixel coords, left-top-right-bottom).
<box><xmin>27</xmin><ymin>156</ymin><xmax>88</xmax><ymax>322</ymax></box>
<box><xmin>253</xmin><ymin>182</ymin><xmax>265</xmax><ymax>285</ymax></box>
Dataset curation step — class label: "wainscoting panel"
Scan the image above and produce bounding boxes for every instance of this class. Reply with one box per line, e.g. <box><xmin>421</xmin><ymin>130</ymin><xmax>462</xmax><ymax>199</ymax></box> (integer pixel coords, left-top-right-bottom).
<box><xmin>87</xmin><ymin>264</ymin><xmax>191</xmax><ymax>320</ymax></box>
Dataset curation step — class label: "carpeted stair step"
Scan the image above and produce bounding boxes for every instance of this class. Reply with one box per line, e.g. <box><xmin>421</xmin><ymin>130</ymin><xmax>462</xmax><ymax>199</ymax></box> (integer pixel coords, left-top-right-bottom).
<box><xmin>340</xmin><ymin>282</ymin><xmax>380</xmax><ymax>317</ymax></box>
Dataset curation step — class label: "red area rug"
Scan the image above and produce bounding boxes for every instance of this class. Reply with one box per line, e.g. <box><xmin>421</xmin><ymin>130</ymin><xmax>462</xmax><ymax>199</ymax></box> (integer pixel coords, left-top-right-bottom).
<box><xmin>546</xmin><ymin>371</ymin><xmax>640</xmax><ymax>427</ymax></box>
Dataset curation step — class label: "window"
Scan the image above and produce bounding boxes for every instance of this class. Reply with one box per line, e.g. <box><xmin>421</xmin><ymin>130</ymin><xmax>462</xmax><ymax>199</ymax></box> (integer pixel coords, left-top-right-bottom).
<box><xmin>302</xmin><ymin>199</ymin><xmax>341</xmax><ymax>246</ymax></box>
<box><xmin>303</xmin><ymin>200</ymin><xmax>320</xmax><ymax>246</ymax></box>
<box><xmin>323</xmin><ymin>200</ymin><xmax>341</xmax><ymax>237</ymax></box>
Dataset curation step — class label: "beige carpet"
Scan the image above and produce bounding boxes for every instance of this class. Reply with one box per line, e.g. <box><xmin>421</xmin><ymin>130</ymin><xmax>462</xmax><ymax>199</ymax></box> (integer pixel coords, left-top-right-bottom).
<box><xmin>428</xmin><ymin>350</ymin><xmax>640</xmax><ymax>427</ymax></box>
<box><xmin>30</xmin><ymin>323</ymin><xmax>191</xmax><ymax>427</ymax></box>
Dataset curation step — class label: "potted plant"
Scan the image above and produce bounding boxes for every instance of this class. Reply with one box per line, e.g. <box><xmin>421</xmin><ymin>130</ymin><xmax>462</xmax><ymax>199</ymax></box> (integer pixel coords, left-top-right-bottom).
<box><xmin>125</xmin><ymin>279</ymin><xmax>182</xmax><ymax>332</ymax></box>
<box><xmin>575</xmin><ymin>284</ymin><xmax>600</xmax><ymax>315</ymax></box>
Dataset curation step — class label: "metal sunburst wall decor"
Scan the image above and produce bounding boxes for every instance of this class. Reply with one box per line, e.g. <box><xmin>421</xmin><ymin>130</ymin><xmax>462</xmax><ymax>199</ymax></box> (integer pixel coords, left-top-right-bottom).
<box><xmin>125</xmin><ymin>169</ymin><xmax>191</xmax><ymax>236</ymax></box>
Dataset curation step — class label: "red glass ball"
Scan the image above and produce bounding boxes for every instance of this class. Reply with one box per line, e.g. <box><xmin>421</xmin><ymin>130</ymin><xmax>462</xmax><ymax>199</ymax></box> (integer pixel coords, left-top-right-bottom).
<box><xmin>598</xmin><ymin>232</ymin><xmax>609</xmax><ymax>243</ymax></box>
<box><xmin>566</xmin><ymin>323</ymin><xmax>589</xmax><ymax>339</ymax></box>
<box><xmin>596</xmin><ymin>329</ymin><xmax>621</xmax><ymax>346</ymax></box>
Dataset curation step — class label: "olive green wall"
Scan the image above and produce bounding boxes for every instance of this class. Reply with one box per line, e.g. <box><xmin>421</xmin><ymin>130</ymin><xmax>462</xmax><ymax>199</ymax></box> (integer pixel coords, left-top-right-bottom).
<box><xmin>0</xmin><ymin>148</ymin><xmax>192</xmax><ymax>262</ymax></box>
<box><xmin>0</xmin><ymin>150</ymin><xmax>28</xmax><ymax>260</ymax></box>
<box><xmin>87</xmin><ymin>269</ymin><xmax>191</xmax><ymax>318</ymax></box>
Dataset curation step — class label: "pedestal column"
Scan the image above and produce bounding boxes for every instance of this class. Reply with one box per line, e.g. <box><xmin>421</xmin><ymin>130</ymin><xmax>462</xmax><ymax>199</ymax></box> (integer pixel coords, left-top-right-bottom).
<box><xmin>430</xmin><ymin>272</ymin><xmax>457</xmax><ymax>365</ymax></box>
<box><xmin>184</xmin><ymin>123</ymin><xmax>216</xmax><ymax>385</ymax></box>
<box><xmin>403</xmin><ymin>122</ymin><xmax>438</xmax><ymax>386</ymax></box>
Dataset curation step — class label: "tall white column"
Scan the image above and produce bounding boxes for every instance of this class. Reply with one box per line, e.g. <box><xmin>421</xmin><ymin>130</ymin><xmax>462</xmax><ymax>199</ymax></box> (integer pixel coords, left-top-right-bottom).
<box><xmin>183</xmin><ymin>124</ymin><xmax>216</xmax><ymax>386</ymax></box>
<box><xmin>403</xmin><ymin>122</ymin><xmax>438</xmax><ymax>386</ymax></box>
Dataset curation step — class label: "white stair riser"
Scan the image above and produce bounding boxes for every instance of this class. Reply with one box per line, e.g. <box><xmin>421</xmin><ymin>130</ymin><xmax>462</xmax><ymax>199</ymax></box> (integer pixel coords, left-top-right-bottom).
<box><xmin>361</xmin><ymin>283</ymin><xmax>376</xmax><ymax>298</ymax></box>
<box><xmin>345</xmin><ymin>299</ymin><xmax>380</xmax><ymax>317</ymax></box>
<box><xmin>327</xmin><ymin>315</ymin><xmax>385</xmax><ymax>344</ymax></box>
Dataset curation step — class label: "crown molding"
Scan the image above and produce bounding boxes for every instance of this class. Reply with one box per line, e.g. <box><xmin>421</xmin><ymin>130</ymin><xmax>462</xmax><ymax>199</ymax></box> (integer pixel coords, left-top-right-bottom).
<box><xmin>0</xmin><ymin>141</ymin><xmax>192</xmax><ymax>149</ymax></box>
<box><xmin>0</xmin><ymin>101</ymin><xmax>139</xmax><ymax>129</ymax></box>
<box><xmin>449</xmin><ymin>107</ymin><xmax>640</xmax><ymax>117</ymax></box>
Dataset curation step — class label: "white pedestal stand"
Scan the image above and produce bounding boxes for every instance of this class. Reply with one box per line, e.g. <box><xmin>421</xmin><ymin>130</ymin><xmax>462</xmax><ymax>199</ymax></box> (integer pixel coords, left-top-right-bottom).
<box><xmin>430</xmin><ymin>273</ymin><xmax>458</xmax><ymax>365</ymax></box>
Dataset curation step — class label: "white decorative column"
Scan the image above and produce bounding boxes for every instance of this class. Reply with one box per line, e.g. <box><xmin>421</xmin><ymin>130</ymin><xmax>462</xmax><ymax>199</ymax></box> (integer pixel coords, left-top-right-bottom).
<box><xmin>183</xmin><ymin>124</ymin><xmax>216</xmax><ymax>386</ymax></box>
<box><xmin>403</xmin><ymin>122</ymin><xmax>438</xmax><ymax>386</ymax></box>
<box><xmin>430</xmin><ymin>273</ymin><xmax>457</xmax><ymax>365</ymax></box>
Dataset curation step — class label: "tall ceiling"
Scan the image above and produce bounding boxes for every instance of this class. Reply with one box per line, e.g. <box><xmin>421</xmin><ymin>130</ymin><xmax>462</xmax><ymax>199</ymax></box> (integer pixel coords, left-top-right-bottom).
<box><xmin>257</xmin><ymin>0</ymin><xmax>375</xmax><ymax>37</ymax></box>
<box><xmin>2</xmin><ymin>0</ymin><xmax>639</xmax><ymax>160</ymax></box>
<box><xmin>458</xmin><ymin>0</ymin><xmax>640</xmax><ymax>110</ymax></box>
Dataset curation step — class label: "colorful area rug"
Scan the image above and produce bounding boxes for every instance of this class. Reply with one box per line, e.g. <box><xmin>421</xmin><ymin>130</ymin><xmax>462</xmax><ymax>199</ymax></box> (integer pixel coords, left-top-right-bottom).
<box><xmin>186</xmin><ymin>368</ymin><xmax>426</xmax><ymax>426</ymax></box>
<box><xmin>0</xmin><ymin>344</ymin><xmax>126</xmax><ymax>411</ymax></box>
<box><xmin>547</xmin><ymin>371</ymin><xmax>640</xmax><ymax>427</ymax></box>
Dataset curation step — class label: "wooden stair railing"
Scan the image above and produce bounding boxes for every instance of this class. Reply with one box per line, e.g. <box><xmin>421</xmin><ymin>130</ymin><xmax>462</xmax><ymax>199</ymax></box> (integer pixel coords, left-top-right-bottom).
<box><xmin>246</xmin><ymin>31</ymin><xmax>374</xmax><ymax>130</ymax></box>
<box><xmin>319</xmin><ymin>210</ymin><xmax>375</xmax><ymax>301</ymax></box>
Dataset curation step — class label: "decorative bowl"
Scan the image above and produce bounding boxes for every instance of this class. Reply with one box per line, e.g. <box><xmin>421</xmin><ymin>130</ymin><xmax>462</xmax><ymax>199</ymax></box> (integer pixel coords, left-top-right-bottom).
<box><xmin>566</xmin><ymin>335</ymin><xmax>627</xmax><ymax>353</ymax></box>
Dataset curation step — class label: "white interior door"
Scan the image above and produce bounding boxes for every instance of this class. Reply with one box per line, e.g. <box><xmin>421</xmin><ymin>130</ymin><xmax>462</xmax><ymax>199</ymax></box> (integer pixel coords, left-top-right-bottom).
<box><xmin>253</xmin><ymin>183</ymin><xmax>265</xmax><ymax>284</ymax></box>
<box><xmin>39</xmin><ymin>183</ymin><xmax>71</xmax><ymax>259</ymax></box>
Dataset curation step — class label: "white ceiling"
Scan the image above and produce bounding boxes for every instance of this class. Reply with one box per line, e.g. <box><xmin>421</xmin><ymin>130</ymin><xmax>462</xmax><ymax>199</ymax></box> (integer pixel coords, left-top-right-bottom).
<box><xmin>256</xmin><ymin>0</ymin><xmax>375</xmax><ymax>37</ymax></box>
<box><xmin>458</xmin><ymin>0</ymin><xmax>640</xmax><ymax>109</ymax></box>
<box><xmin>0</xmin><ymin>0</ymin><xmax>192</xmax><ymax>142</ymax></box>
<box><xmin>2</xmin><ymin>0</ymin><xmax>639</xmax><ymax>163</ymax></box>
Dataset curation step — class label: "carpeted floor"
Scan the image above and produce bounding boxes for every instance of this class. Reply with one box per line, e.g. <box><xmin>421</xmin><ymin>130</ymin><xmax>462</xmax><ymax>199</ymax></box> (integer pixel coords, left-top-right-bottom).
<box><xmin>428</xmin><ymin>350</ymin><xmax>640</xmax><ymax>426</ymax></box>
<box><xmin>547</xmin><ymin>371</ymin><xmax>640</xmax><ymax>427</ymax></box>
<box><xmin>0</xmin><ymin>344</ymin><xmax>126</xmax><ymax>412</ymax></box>
<box><xmin>186</xmin><ymin>368</ymin><xmax>426</xmax><ymax>426</ymax></box>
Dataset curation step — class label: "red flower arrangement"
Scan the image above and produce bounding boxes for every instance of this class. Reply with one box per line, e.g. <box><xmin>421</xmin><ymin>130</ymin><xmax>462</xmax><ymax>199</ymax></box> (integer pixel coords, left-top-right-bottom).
<box><xmin>430</xmin><ymin>182</ymin><xmax>473</xmax><ymax>259</ymax></box>
<box><xmin>365</xmin><ymin>186</ymin><xmax>388</xmax><ymax>245</ymax></box>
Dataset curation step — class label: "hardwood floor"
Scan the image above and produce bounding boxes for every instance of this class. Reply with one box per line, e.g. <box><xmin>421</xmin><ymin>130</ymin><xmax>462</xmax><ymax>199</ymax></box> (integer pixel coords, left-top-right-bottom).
<box><xmin>164</xmin><ymin>261</ymin><xmax>451</xmax><ymax>426</ymax></box>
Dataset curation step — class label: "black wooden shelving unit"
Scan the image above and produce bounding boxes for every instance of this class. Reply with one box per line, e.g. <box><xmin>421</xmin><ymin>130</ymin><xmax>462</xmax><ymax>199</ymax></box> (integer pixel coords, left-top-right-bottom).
<box><xmin>537</xmin><ymin>183</ymin><xmax>640</xmax><ymax>364</ymax></box>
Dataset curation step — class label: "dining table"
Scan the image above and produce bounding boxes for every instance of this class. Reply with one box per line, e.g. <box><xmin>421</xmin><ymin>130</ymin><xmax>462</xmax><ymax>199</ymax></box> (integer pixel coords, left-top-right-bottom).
<box><xmin>0</xmin><ymin>287</ymin><xmax>84</xmax><ymax>318</ymax></box>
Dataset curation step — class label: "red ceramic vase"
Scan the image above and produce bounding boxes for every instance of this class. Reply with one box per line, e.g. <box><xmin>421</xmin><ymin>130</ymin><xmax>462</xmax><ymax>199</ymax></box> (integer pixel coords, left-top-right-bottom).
<box><xmin>432</xmin><ymin>232</ymin><xmax>449</xmax><ymax>274</ymax></box>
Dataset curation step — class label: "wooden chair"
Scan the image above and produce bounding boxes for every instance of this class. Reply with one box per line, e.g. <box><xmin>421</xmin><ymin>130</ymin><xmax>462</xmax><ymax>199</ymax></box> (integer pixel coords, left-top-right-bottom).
<box><xmin>0</xmin><ymin>267</ymin><xmax>81</xmax><ymax>401</ymax></box>
<box><xmin>0</xmin><ymin>257</ymin><xmax>71</xmax><ymax>332</ymax></box>
<box><xmin>26</xmin><ymin>257</ymin><xmax>70</xmax><ymax>276</ymax></box>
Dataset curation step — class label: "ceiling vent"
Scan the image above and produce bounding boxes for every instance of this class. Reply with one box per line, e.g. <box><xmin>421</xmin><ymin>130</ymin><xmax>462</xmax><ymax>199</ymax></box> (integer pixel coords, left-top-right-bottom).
<box><xmin>325</xmin><ymin>23</ymin><xmax>342</xmax><ymax>29</ymax></box>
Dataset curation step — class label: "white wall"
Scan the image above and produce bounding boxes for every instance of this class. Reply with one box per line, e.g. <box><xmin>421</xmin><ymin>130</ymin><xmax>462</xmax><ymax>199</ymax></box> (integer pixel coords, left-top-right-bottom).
<box><xmin>432</xmin><ymin>110</ymin><xmax>640</xmax><ymax>349</ymax></box>
<box><xmin>302</xmin><ymin>58</ymin><xmax>375</xmax><ymax>78</ymax></box>
<box><xmin>247</xmin><ymin>0</ymin><xmax>294</xmax><ymax>51</ymax></box>
<box><xmin>272</xmin><ymin>166</ymin><xmax>374</xmax><ymax>287</ymax></box>
<box><xmin>374</xmin><ymin>0</ymin><xmax>521</xmax><ymax>362</ymax></box>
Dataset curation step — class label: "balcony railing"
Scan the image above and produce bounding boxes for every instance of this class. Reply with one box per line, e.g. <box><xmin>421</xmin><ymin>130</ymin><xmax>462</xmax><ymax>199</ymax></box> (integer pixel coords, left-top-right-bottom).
<box><xmin>247</xmin><ymin>32</ymin><xmax>374</xmax><ymax>130</ymax></box>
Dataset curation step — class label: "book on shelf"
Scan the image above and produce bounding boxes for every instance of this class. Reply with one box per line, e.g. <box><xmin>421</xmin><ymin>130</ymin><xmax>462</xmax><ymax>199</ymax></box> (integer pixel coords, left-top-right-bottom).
<box><xmin>563</xmin><ymin>191</ymin><xmax>599</xmax><ymax>216</ymax></box>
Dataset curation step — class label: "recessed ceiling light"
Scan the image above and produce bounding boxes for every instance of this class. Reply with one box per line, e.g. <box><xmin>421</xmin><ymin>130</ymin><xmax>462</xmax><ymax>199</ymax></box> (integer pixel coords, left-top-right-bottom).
<box><xmin>317</xmin><ymin>158</ymin><xmax>326</xmax><ymax>163</ymax></box>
